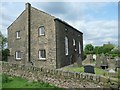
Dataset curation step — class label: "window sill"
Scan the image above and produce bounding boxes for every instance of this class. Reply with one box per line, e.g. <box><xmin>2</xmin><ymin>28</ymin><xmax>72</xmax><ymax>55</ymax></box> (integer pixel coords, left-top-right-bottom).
<box><xmin>16</xmin><ymin>37</ymin><xmax>21</xmax><ymax>40</ymax></box>
<box><xmin>38</xmin><ymin>58</ymin><xmax>46</xmax><ymax>61</ymax></box>
<box><xmin>38</xmin><ymin>35</ymin><xmax>45</xmax><ymax>37</ymax></box>
<box><xmin>15</xmin><ymin>58</ymin><xmax>21</xmax><ymax>60</ymax></box>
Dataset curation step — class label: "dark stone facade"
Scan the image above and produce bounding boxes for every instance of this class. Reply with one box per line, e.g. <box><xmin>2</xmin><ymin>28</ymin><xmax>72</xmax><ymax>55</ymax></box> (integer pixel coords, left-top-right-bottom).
<box><xmin>7</xmin><ymin>3</ymin><xmax>83</xmax><ymax>69</ymax></box>
<box><xmin>55</xmin><ymin>19</ymin><xmax>83</xmax><ymax>68</ymax></box>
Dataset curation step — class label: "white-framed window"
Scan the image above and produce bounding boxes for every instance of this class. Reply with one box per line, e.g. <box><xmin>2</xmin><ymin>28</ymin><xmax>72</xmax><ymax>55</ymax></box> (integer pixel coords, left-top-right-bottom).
<box><xmin>16</xmin><ymin>31</ymin><xmax>20</xmax><ymax>39</ymax></box>
<box><xmin>39</xmin><ymin>26</ymin><xmax>45</xmax><ymax>36</ymax></box>
<box><xmin>38</xmin><ymin>49</ymin><xmax>46</xmax><ymax>60</ymax></box>
<box><xmin>73</xmin><ymin>39</ymin><xmax>76</xmax><ymax>46</ymax></box>
<box><xmin>79</xmin><ymin>42</ymin><xmax>81</xmax><ymax>54</ymax></box>
<box><xmin>65</xmin><ymin>36</ymin><xmax>68</xmax><ymax>55</ymax></box>
<box><xmin>15</xmin><ymin>51</ymin><xmax>21</xmax><ymax>60</ymax></box>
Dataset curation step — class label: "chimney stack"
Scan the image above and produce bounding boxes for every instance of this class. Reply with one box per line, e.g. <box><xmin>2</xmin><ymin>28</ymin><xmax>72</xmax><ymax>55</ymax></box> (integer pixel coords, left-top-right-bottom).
<box><xmin>26</xmin><ymin>2</ymin><xmax>31</xmax><ymax>63</ymax></box>
<box><xmin>25</xmin><ymin>3</ymin><xmax>31</xmax><ymax>9</ymax></box>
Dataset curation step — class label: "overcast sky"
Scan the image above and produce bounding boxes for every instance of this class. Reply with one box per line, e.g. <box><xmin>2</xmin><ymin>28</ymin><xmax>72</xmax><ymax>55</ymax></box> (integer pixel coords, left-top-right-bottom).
<box><xmin>0</xmin><ymin>2</ymin><xmax>118</xmax><ymax>46</ymax></box>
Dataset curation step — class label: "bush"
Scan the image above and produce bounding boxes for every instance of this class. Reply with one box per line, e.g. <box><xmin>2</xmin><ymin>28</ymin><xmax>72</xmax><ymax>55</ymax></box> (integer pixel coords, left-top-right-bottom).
<box><xmin>2</xmin><ymin>74</ymin><xmax>13</xmax><ymax>83</ymax></box>
<box><xmin>2</xmin><ymin>49</ymin><xmax>10</xmax><ymax>61</ymax></box>
<box><xmin>2</xmin><ymin>74</ymin><xmax>8</xmax><ymax>83</ymax></box>
<box><xmin>111</xmin><ymin>54</ymin><xmax>120</xmax><ymax>58</ymax></box>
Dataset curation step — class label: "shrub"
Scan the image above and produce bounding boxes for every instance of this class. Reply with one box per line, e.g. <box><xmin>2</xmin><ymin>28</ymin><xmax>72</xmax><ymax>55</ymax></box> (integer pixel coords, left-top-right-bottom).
<box><xmin>2</xmin><ymin>74</ymin><xmax>8</xmax><ymax>83</ymax></box>
<box><xmin>2</xmin><ymin>74</ymin><xmax>13</xmax><ymax>83</ymax></box>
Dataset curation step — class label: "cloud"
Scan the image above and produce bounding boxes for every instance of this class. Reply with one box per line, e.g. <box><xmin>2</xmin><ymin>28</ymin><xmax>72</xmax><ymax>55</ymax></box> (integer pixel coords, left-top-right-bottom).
<box><xmin>33</xmin><ymin>2</ymin><xmax>70</xmax><ymax>14</ymax></box>
<box><xmin>64</xmin><ymin>19</ymin><xmax>118</xmax><ymax>46</ymax></box>
<box><xmin>33</xmin><ymin>2</ymin><xmax>88</xmax><ymax>21</ymax></box>
<box><xmin>0</xmin><ymin>2</ymin><xmax>118</xmax><ymax>46</ymax></box>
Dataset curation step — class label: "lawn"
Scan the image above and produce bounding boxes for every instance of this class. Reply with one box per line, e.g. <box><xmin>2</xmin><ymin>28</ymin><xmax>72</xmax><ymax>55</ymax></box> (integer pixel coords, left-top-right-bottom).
<box><xmin>1</xmin><ymin>74</ymin><xmax>59</xmax><ymax>88</ymax></box>
<box><xmin>64</xmin><ymin>66</ymin><xmax>109</xmax><ymax>76</ymax></box>
<box><xmin>63</xmin><ymin>66</ymin><xmax>119</xmax><ymax>82</ymax></box>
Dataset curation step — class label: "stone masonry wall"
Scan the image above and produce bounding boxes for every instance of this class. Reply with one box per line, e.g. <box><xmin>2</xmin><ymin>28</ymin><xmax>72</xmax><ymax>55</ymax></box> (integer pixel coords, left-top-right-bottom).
<box><xmin>55</xmin><ymin>19</ymin><xmax>83</xmax><ymax>68</ymax></box>
<box><xmin>7</xmin><ymin>10</ymin><xmax>28</xmax><ymax>65</ymax></box>
<box><xmin>1</xmin><ymin>62</ymin><xmax>118</xmax><ymax>88</ymax></box>
<box><xmin>7</xmin><ymin>4</ymin><xmax>57</xmax><ymax>69</ymax></box>
<box><xmin>30</xmin><ymin>7</ymin><xmax>56</xmax><ymax>69</ymax></box>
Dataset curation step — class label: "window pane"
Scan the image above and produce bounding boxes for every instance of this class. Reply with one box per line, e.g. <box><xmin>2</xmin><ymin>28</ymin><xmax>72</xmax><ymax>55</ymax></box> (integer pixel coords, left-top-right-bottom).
<box><xmin>41</xmin><ymin>50</ymin><xmax>45</xmax><ymax>58</ymax></box>
<box><xmin>39</xmin><ymin>26</ymin><xmax>45</xmax><ymax>35</ymax></box>
<box><xmin>16</xmin><ymin>31</ymin><xmax>20</xmax><ymax>38</ymax></box>
<box><xmin>73</xmin><ymin>39</ymin><xmax>75</xmax><ymax>46</ymax></box>
<box><xmin>65</xmin><ymin>37</ymin><xmax>68</xmax><ymax>55</ymax></box>
<box><xmin>16</xmin><ymin>51</ymin><xmax>21</xmax><ymax>59</ymax></box>
<box><xmin>18</xmin><ymin>51</ymin><xmax>21</xmax><ymax>58</ymax></box>
<box><xmin>39</xmin><ymin>50</ymin><xmax>46</xmax><ymax>59</ymax></box>
<box><xmin>79</xmin><ymin>42</ymin><xmax>81</xmax><ymax>54</ymax></box>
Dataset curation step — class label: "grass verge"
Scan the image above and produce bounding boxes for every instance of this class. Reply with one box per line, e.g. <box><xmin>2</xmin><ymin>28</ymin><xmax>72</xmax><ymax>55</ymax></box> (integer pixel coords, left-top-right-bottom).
<box><xmin>2</xmin><ymin>74</ymin><xmax>58</xmax><ymax>88</ymax></box>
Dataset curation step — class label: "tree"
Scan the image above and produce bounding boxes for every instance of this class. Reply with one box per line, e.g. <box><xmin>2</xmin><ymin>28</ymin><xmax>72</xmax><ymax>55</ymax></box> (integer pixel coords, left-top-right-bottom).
<box><xmin>0</xmin><ymin>31</ymin><xmax>9</xmax><ymax>61</ymax></box>
<box><xmin>0</xmin><ymin>31</ymin><xmax>7</xmax><ymax>50</ymax></box>
<box><xmin>94</xmin><ymin>46</ymin><xmax>103</xmax><ymax>54</ymax></box>
<box><xmin>2</xmin><ymin>49</ymin><xmax>10</xmax><ymax>61</ymax></box>
<box><xmin>103</xmin><ymin>44</ymin><xmax>114</xmax><ymax>54</ymax></box>
<box><xmin>84</xmin><ymin>44</ymin><xmax>94</xmax><ymax>54</ymax></box>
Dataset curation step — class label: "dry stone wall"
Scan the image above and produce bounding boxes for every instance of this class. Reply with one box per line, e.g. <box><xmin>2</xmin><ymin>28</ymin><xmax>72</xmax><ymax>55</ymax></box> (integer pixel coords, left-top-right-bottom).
<box><xmin>1</xmin><ymin>62</ymin><xmax>118</xmax><ymax>88</ymax></box>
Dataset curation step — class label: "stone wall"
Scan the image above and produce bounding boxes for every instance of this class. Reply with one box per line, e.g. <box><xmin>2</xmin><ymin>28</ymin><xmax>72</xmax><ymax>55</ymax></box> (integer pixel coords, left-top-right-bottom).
<box><xmin>55</xmin><ymin>19</ymin><xmax>83</xmax><ymax>68</ymax></box>
<box><xmin>7</xmin><ymin>9</ymin><xmax>28</xmax><ymax>65</ymax></box>
<box><xmin>30</xmin><ymin>7</ymin><xmax>56</xmax><ymax>69</ymax></box>
<box><xmin>7</xmin><ymin>3</ymin><xmax>57</xmax><ymax>69</ymax></box>
<box><xmin>1</xmin><ymin>62</ymin><xmax>118</xmax><ymax>88</ymax></box>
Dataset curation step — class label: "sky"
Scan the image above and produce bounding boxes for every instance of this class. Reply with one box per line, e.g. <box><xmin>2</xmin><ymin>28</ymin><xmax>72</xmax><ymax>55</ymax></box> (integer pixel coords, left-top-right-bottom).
<box><xmin>0</xmin><ymin>2</ymin><xmax>118</xmax><ymax>47</ymax></box>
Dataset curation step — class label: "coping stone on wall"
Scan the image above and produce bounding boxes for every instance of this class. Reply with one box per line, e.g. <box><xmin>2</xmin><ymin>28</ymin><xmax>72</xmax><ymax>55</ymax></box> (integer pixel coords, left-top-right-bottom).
<box><xmin>100</xmin><ymin>76</ymin><xmax>109</xmax><ymax>83</ymax></box>
<box><xmin>63</xmin><ymin>71</ymin><xmax>68</xmax><ymax>77</ymax></box>
<box><xmin>57</xmin><ymin>70</ymin><xmax>62</xmax><ymax>76</ymax></box>
<box><xmin>75</xmin><ymin>72</ymin><xmax>80</xmax><ymax>79</ymax></box>
<box><xmin>90</xmin><ymin>75</ymin><xmax>93</xmax><ymax>81</ymax></box>
<box><xmin>69</xmin><ymin>71</ymin><xmax>74</xmax><ymax>78</ymax></box>
<box><xmin>80</xmin><ymin>73</ymin><xmax>83</xmax><ymax>79</ymax></box>
<box><xmin>54</xmin><ymin>69</ymin><xmax>58</xmax><ymax>75</ymax></box>
<box><xmin>46</xmin><ymin>69</ymin><xmax>50</xmax><ymax>73</ymax></box>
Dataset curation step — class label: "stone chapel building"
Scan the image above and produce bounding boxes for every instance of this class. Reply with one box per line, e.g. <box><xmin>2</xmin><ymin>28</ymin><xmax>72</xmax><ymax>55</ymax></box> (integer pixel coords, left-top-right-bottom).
<box><xmin>8</xmin><ymin>3</ymin><xmax>83</xmax><ymax>69</ymax></box>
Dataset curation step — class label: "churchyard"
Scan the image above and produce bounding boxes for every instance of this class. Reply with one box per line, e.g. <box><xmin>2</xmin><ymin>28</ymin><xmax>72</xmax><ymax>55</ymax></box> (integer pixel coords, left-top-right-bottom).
<box><xmin>61</xmin><ymin>54</ymin><xmax>119</xmax><ymax>82</ymax></box>
<box><xmin>1</xmin><ymin>52</ymin><xmax>119</xmax><ymax>88</ymax></box>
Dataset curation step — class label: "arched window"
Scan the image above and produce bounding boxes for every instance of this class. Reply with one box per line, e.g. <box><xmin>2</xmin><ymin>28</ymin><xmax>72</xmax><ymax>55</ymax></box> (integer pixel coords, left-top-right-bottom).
<box><xmin>73</xmin><ymin>39</ymin><xmax>76</xmax><ymax>46</ymax></box>
<box><xmin>65</xmin><ymin>36</ymin><xmax>68</xmax><ymax>55</ymax></box>
<box><xmin>79</xmin><ymin>42</ymin><xmax>81</xmax><ymax>54</ymax></box>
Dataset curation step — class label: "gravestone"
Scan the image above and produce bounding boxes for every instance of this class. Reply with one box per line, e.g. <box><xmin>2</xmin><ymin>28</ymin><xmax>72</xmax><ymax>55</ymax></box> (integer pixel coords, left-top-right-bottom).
<box><xmin>107</xmin><ymin>58</ymin><xmax>116</xmax><ymax>69</ymax></box>
<box><xmin>89</xmin><ymin>54</ymin><xmax>93</xmax><ymax>63</ymax></box>
<box><xmin>115</xmin><ymin>59</ymin><xmax>120</xmax><ymax>71</ymax></box>
<box><xmin>86</xmin><ymin>54</ymin><xmax>93</xmax><ymax>63</ymax></box>
<box><xmin>109</xmin><ymin>69</ymin><xmax>115</xmax><ymax>73</ymax></box>
<box><xmin>95</xmin><ymin>54</ymin><xmax>101</xmax><ymax>68</ymax></box>
<box><xmin>116</xmin><ymin>59</ymin><xmax>120</xmax><ymax>67</ymax></box>
<box><xmin>93</xmin><ymin>54</ymin><xmax>96</xmax><ymax>60</ymax></box>
<box><xmin>84</xmin><ymin>65</ymin><xmax>95</xmax><ymax>74</ymax></box>
<box><xmin>76</xmin><ymin>54</ymin><xmax>82</xmax><ymax>67</ymax></box>
<box><xmin>100</xmin><ymin>54</ymin><xmax>108</xmax><ymax>69</ymax></box>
